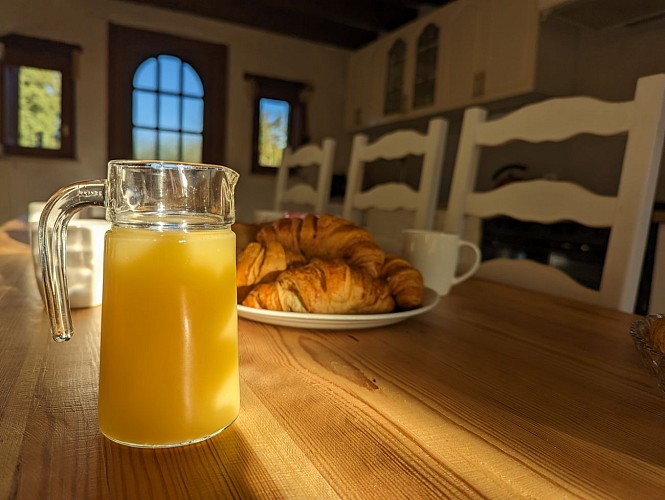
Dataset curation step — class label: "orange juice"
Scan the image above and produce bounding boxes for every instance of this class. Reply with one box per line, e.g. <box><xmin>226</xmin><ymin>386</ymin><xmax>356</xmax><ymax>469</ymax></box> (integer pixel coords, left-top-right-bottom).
<box><xmin>98</xmin><ymin>226</ymin><xmax>239</xmax><ymax>447</ymax></box>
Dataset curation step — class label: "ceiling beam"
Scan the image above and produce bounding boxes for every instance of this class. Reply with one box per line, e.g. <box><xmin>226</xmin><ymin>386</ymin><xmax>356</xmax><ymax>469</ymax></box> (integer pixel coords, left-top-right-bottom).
<box><xmin>126</xmin><ymin>0</ymin><xmax>379</xmax><ymax>49</ymax></box>
<box><xmin>269</xmin><ymin>0</ymin><xmax>419</xmax><ymax>33</ymax></box>
<box><xmin>124</xmin><ymin>0</ymin><xmax>452</xmax><ymax>49</ymax></box>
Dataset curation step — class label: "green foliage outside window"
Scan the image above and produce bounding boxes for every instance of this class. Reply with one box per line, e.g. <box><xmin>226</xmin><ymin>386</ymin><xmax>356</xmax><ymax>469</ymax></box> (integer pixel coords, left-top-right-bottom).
<box><xmin>18</xmin><ymin>66</ymin><xmax>62</xmax><ymax>149</ymax></box>
<box><xmin>259</xmin><ymin>97</ymin><xmax>289</xmax><ymax>168</ymax></box>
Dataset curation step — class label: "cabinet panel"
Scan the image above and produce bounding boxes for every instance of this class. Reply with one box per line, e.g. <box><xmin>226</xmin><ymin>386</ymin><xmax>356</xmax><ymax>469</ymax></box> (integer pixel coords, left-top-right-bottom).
<box><xmin>439</xmin><ymin>0</ymin><xmax>483</xmax><ymax>110</ymax></box>
<box><xmin>345</xmin><ymin>44</ymin><xmax>384</xmax><ymax>130</ymax></box>
<box><xmin>484</xmin><ymin>0</ymin><xmax>539</xmax><ymax>100</ymax></box>
<box><xmin>440</xmin><ymin>0</ymin><xmax>540</xmax><ymax>110</ymax></box>
<box><xmin>345</xmin><ymin>50</ymin><xmax>370</xmax><ymax>130</ymax></box>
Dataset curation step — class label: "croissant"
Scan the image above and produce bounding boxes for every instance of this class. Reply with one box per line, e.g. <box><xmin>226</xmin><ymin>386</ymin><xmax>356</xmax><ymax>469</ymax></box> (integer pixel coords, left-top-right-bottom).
<box><xmin>242</xmin><ymin>258</ymin><xmax>395</xmax><ymax>314</ymax></box>
<box><xmin>380</xmin><ymin>255</ymin><xmax>424</xmax><ymax>309</ymax></box>
<box><xmin>256</xmin><ymin>217</ymin><xmax>307</xmax><ymax>265</ymax></box>
<box><xmin>236</xmin><ymin>241</ymin><xmax>289</xmax><ymax>302</ymax></box>
<box><xmin>257</xmin><ymin>214</ymin><xmax>385</xmax><ymax>278</ymax></box>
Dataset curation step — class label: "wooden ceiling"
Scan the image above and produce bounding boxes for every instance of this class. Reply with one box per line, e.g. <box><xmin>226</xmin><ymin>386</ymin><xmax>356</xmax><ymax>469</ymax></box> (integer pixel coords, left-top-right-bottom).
<box><xmin>126</xmin><ymin>0</ymin><xmax>452</xmax><ymax>49</ymax></box>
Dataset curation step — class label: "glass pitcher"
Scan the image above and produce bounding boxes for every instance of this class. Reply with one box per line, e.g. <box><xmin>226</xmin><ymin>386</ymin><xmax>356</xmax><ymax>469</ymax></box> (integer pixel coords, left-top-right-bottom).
<box><xmin>39</xmin><ymin>160</ymin><xmax>240</xmax><ymax>448</ymax></box>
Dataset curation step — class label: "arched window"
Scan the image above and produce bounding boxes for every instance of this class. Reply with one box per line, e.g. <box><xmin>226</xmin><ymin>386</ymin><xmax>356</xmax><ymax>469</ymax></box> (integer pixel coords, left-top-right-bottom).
<box><xmin>413</xmin><ymin>24</ymin><xmax>439</xmax><ymax>109</ymax></box>
<box><xmin>384</xmin><ymin>39</ymin><xmax>406</xmax><ymax>115</ymax></box>
<box><xmin>109</xmin><ymin>25</ymin><xmax>227</xmax><ymax>164</ymax></box>
<box><xmin>132</xmin><ymin>54</ymin><xmax>204</xmax><ymax>162</ymax></box>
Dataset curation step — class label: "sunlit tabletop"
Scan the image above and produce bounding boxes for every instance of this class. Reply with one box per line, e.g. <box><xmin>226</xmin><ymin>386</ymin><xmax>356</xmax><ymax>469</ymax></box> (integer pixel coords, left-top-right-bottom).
<box><xmin>1</xmin><ymin>221</ymin><xmax>664</xmax><ymax>498</ymax></box>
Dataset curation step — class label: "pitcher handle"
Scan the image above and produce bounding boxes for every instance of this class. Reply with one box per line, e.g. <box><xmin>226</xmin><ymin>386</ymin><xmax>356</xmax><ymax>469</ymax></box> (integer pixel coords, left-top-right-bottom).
<box><xmin>39</xmin><ymin>180</ymin><xmax>106</xmax><ymax>342</ymax></box>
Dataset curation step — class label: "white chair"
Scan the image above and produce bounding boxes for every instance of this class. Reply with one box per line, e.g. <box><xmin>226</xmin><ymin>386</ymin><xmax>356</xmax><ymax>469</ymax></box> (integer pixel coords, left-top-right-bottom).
<box><xmin>273</xmin><ymin>138</ymin><xmax>336</xmax><ymax>214</ymax></box>
<box><xmin>649</xmin><ymin>221</ymin><xmax>665</xmax><ymax>313</ymax></box>
<box><xmin>342</xmin><ymin>118</ymin><xmax>448</xmax><ymax>253</ymax></box>
<box><xmin>444</xmin><ymin>74</ymin><xmax>665</xmax><ymax>313</ymax></box>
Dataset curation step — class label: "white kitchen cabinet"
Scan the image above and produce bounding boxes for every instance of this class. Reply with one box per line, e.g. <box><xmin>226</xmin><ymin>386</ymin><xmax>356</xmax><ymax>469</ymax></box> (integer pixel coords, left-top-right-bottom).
<box><xmin>345</xmin><ymin>0</ymin><xmax>576</xmax><ymax>131</ymax></box>
<box><xmin>483</xmin><ymin>0</ymin><xmax>541</xmax><ymax>101</ymax></box>
<box><xmin>438</xmin><ymin>0</ymin><xmax>485</xmax><ymax>111</ymax></box>
<box><xmin>345</xmin><ymin>10</ymin><xmax>448</xmax><ymax>131</ymax></box>
<box><xmin>439</xmin><ymin>0</ymin><xmax>543</xmax><ymax>110</ymax></box>
<box><xmin>345</xmin><ymin>46</ymin><xmax>378</xmax><ymax>130</ymax></box>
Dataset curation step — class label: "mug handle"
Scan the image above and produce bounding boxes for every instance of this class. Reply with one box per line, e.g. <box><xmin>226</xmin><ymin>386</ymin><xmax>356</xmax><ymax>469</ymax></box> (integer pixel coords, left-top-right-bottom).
<box><xmin>452</xmin><ymin>241</ymin><xmax>481</xmax><ymax>286</ymax></box>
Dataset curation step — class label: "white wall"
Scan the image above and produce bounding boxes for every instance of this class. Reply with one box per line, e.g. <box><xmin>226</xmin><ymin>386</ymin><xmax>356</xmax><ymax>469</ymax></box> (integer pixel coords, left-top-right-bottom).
<box><xmin>574</xmin><ymin>18</ymin><xmax>665</xmax><ymax>202</ymax></box>
<box><xmin>0</xmin><ymin>0</ymin><xmax>351</xmax><ymax>223</ymax></box>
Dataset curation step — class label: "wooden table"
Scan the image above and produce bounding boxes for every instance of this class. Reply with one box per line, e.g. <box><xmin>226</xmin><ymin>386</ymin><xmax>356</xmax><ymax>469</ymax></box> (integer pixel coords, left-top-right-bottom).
<box><xmin>2</xmin><ymin>223</ymin><xmax>665</xmax><ymax>499</ymax></box>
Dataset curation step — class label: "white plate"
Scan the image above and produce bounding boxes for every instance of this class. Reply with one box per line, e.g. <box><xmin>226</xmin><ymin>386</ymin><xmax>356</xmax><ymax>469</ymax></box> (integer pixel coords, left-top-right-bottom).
<box><xmin>237</xmin><ymin>287</ymin><xmax>440</xmax><ymax>330</ymax></box>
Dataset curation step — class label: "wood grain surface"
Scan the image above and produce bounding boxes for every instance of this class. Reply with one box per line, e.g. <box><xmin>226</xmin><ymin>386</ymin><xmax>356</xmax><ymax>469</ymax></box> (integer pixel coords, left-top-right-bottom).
<box><xmin>2</xmin><ymin>232</ymin><xmax>665</xmax><ymax>499</ymax></box>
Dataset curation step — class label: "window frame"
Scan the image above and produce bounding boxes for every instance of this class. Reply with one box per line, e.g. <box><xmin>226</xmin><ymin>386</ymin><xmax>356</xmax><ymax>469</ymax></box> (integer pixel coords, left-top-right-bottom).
<box><xmin>108</xmin><ymin>24</ymin><xmax>227</xmax><ymax>165</ymax></box>
<box><xmin>246</xmin><ymin>74</ymin><xmax>308</xmax><ymax>175</ymax></box>
<box><xmin>384</xmin><ymin>39</ymin><xmax>406</xmax><ymax>116</ymax></box>
<box><xmin>0</xmin><ymin>34</ymin><xmax>79</xmax><ymax>158</ymax></box>
<box><xmin>412</xmin><ymin>24</ymin><xmax>439</xmax><ymax>110</ymax></box>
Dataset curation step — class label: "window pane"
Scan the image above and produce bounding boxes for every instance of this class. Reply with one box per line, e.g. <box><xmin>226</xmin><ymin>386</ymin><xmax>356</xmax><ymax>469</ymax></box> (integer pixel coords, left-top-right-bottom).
<box><xmin>159</xmin><ymin>130</ymin><xmax>180</xmax><ymax>160</ymax></box>
<box><xmin>183</xmin><ymin>63</ymin><xmax>204</xmax><ymax>97</ymax></box>
<box><xmin>131</xmin><ymin>54</ymin><xmax>207</xmax><ymax>163</ymax></box>
<box><xmin>384</xmin><ymin>40</ymin><xmax>406</xmax><ymax>115</ymax></box>
<box><xmin>159</xmin><ymin>94</ymin><xmax>180</xmax><ymax>130</ymax></box>
<box><xmin>419</xmin><ymin>24</ymin><xmax>438</xmax><ymax>47</ymax></box>
<box><xmin>182</xmin><ymin>133</ymin><xmax>203</xmax><ymax>163</ymax></box>
<box><xmin>134</xmin><ymin>57</ymin><xmax>157</xmax><ymax>90</ymax></box>
<box><xmin>158</xmin><ymin>55</ymin><xmax>180</xmax><ymax>93</ymax></box>
<box><xmin>259</xmin><ymin>98</ymin><xmax>289</xmax><ymax>168</ymax></box>
<box><xmin>133</xmin><ymin>90</ymin><xmax>157</xmax><ymax>128</ymax></box>
<box><xmin>413</xmin><ymin>24</ymin><xmax>438</xmax><ymax>109</ymax></box>
<box><xmin>133</xmin><ymin>128</ymin><xmax>157</xmax><ymax>159</ymax></box>
<box><xmin>182</xmin><ymin>97</ymin><xmax>203</xmax><ymax>133</ymax></box>
<box><xmin>18</xmin><ymin>66</ymin><xmax>62</xmax><ymax>149</ymax></box>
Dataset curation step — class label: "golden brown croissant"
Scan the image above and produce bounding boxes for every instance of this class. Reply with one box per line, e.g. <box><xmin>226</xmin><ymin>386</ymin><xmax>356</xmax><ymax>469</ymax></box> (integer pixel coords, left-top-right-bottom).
<box><xmin>242</xmin><ymin>258</ymin><xmax>395</xmax><ymax>314</ymax></box>
<box><xmin>256</xmin><ymin>217</ymin><xmax>306</xmax><ymax>265</ymax></box>
<box><xmin>236</xmin><ymin>214</ymin><xmax>425</xmax><ymax>313</ymax></box>
<box><xmin>257</xmin><ymin>214</ymin><xmax>385</xmax><ymax>278</ymax></box>
<box><xmin>236</xmin><ymin>227</ymin><xmax>310</xmax><ymax>285</ymax></box>
<box><xmin>301</xmin><ymin>214</ymin><xmax>386</xmax><ymax>277</ymax></box>
<box><xmin>236</xmin><ymin>241</ymin><xmax>289</xmax><ymax>301</ymax></box>
<box><xmin>380</xmin><ymin>255</ymin><xmax>424</xmax><ymax>309</ymax></box>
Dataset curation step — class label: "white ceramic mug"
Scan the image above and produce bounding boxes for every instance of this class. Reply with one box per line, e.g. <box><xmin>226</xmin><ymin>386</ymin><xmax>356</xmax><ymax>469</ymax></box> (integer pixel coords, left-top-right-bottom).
<box><xmin>402</xmin><ymin>229</ymin><xmax>481</xmax><ymax>295</ymax></box>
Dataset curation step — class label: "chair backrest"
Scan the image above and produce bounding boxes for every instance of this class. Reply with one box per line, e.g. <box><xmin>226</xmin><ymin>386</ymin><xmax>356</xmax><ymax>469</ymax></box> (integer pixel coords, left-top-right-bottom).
<box><xmin>342</xmin><ymin>117</ymin><xmax>448</xmax><ymax>238</ymax></box>
<box><xmin>273</xmin><ymin>138</ymin><xmax>336</xmax><ymax>213</ymax></box>
<box><xmin>443</xmin><ymin>73</ymin><xmax>665</xmax><ymax>312</ymax></box>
